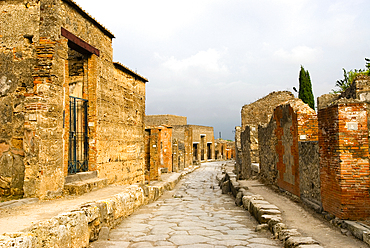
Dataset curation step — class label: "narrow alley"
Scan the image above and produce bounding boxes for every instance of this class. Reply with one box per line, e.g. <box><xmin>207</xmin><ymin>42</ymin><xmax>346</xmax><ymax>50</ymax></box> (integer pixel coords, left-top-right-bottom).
<box><xmin>90</xmin><ymin>161</ymin><xmax>281</xmax><ymax>248</ymax></box>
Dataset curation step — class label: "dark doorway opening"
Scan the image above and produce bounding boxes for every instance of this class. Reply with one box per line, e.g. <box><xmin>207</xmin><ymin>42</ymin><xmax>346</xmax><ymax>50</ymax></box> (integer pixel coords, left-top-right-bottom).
<box><xmin>207</xmin><ymin>143</ymin><xmax>212</xmax><ymax>160</ymax></box>
<box><xmin>193</xmin><ymin>143</ymin><xmax>198</xmax><ymax>163</ymax></box>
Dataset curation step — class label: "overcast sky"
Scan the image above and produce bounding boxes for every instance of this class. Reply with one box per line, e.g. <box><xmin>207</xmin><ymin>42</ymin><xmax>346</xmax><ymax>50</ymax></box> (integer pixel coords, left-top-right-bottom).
<box><xmin>75</xmin><ymin>0</ymin><xmax>370</xmax><ymax>140</ymax></box>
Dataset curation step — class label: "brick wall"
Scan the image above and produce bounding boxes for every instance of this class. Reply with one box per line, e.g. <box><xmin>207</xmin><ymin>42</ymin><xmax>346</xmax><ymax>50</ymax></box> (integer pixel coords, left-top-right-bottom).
<box><xmin>319</xmin><ymin>101</ymin><xmax>370</xmax><ymax>220</ymax></box>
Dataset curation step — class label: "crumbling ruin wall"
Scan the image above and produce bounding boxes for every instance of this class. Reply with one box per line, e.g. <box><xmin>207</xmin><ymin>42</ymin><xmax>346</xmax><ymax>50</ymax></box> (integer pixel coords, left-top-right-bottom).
<box><xmin>172</xmin><ymin>138</ymin><xmax>179</xmax><ymax>172</ymax></box>
<box><xmin>319</xmin><ymin>100</ymin><xmax>370</xmax><ymax>220</ymax></box>
<box><xmin>258</xmin><ymin>99</ymin><xmax>318</xmax><ymax>197</ymax></box>
<box><xmin>259</xmin><ymin>117</ymin><xmax>278</xmax><ymax>185</ymax></box>
<box><xmin>215</xmin><ymin>139</ymin><xmax>226</xmax><ymax>160</ymax></box>
<box><xmin>226</xmin><ymin>141</ymin><xmax>235</xmax><ymax>160</ymax></box>
<box><xmin>239</xmin><ymin>91</ymin><xmax>294</xmax><ymax>179</ymax></box>
<box><xmin>234</xmin><ymin>126</ymin><xmax>242</xmax><ymax>178</ymax></box>
<box><xmin>240</xmin><ymin>126</ymin><xmax>252</xmax><ymax>179</ymax></box>
<box><xmin>299</xmin><ymin>141</ymin><xmax>320</xmax><ymax>204</ymax></box>
<box><xmin>0</xmin><ymin>0</ymin><xmax>39</xmax><ymax>196</ymax></box>
<box><xmin>172</xmin><ymin>125</ymin><xmax>186</xmax><ymax>170</ymax></box>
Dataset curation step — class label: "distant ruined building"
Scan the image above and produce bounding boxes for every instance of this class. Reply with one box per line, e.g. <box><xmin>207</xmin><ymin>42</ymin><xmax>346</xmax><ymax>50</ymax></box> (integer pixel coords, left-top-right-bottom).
<box><xmin>144</xmin><ymin>115</ymin><xmax>216</xmax><ymax>178</ymax></box>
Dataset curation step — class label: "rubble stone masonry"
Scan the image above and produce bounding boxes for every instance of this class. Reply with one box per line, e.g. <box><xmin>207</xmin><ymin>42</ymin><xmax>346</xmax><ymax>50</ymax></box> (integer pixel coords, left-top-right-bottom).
<box><xmin>319</xmin><ymin>100</ymin><xmax>370</xmax><ymax>220</ymax></box>
<box><xmin>239</xmin><ymin>91</ymin><xmax>294</xmax><ymax>180</ymax></box>
<box><xmin>241</xmin><ymin>91</ymin><xmax>295</xmax><ymax>164</ymax></box>
<box><xmin>259</xmin><ymin>99</ymin><xmax>318</xmax><ymax>197</ymax></box>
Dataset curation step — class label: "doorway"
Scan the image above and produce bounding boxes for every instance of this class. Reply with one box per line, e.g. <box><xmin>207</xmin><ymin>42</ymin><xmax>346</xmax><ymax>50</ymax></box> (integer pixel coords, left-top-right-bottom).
<box><xmin>67</xmin><ymin>48</ymin><xmax>89</xmax><ymax>174</ymax></box>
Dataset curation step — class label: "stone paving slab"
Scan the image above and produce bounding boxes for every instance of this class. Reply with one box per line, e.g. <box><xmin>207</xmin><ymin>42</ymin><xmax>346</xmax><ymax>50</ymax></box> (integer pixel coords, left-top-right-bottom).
<box><xmin>90</xmin><ymin>161</ymin><xmax>281</xmax><ymax>248</ymax></box>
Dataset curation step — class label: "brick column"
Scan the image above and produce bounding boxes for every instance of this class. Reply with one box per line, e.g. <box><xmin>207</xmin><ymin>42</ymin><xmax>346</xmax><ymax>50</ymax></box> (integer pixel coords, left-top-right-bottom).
<box><xmin>319</xmin><ymin>102</ymin><xmax>370</xmax><ymax>220</ymax></box>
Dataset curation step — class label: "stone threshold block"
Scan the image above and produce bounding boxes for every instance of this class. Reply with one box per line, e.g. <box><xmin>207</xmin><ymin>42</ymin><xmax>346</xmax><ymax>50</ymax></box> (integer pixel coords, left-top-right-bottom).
<box><xmin>64</xmin><ymin>171</ymin><xmax>108</xmax><ymax>196</ymax></box>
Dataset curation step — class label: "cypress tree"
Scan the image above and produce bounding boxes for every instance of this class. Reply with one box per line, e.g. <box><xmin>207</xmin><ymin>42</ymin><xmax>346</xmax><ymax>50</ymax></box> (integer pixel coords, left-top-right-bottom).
<box><xmin>298</xmin><ymin>65</ymin><xmax>315</xmax><ymax>110</ymax></box>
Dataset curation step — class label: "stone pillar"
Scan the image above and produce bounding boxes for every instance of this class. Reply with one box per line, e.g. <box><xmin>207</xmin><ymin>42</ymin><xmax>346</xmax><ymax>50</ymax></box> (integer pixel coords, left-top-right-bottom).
<box><xmin>23</xmin><ymin>0</ymin><xmax>65</xmax><ymax>199</ymax></box>
<box><xmin>149</xmin><ymin>129</ymin><xmax>160</xmax><ymax>181</ymax></box>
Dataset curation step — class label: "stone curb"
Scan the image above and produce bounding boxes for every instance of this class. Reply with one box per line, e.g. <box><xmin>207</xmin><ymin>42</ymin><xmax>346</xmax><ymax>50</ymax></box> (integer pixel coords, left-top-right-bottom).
<box><xmin>218</xmin><ymin>170</ymin><xmax>323</xmax><ymax>248</ymax></box>
<box><xmin>0</xmin><ymin>166</ymin><xmax>199</xmax><ymax>248</ymax></box>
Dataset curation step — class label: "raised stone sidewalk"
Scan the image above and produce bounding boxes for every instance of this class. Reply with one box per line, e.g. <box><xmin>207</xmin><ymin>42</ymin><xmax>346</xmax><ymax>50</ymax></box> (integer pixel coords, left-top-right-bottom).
<box><xmin>219</xmin><ymin>162</ymin><xmax>370</xmax><ymax>248</ymax></box>
<box><xmin>218</xmin><ymin>169</ymin><xmax>322</xmax><ymax>248</ymax></box>
<box><xmin>0</xmin><ymin>166</ymin><xmax>198</xmax><ymax>248</ymax></box>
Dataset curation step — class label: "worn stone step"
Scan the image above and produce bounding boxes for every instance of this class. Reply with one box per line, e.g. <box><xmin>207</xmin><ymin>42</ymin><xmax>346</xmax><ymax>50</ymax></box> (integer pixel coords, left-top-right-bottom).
<box><xmin>64</xmin><ymin>174</ymin><xmax>108</xmax><ymax>196</ymax></box>
<box><xmin>65</xmin><ymin>171</ymin><xmax>98</xmax><ymax>184</ymax></box>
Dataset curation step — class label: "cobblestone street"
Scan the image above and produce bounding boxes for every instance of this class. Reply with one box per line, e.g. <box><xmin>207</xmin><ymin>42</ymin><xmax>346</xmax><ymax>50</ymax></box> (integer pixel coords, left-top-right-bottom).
<box><xmin>90</xmin><ymin>161</ymin><xmax>281</xmax><ymax>248</ymax></box>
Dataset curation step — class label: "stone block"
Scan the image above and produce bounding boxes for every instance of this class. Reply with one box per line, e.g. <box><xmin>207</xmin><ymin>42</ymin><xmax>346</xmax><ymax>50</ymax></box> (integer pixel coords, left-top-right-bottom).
<box><xmin>268</xmin><ymin>216</ymin><xmax>283</xmax><ymax>230</ymax></box>
<box><xmin>221</xmin><ymin>180</ymin><xmax>230</xmax><ymax>194</ymax></box>
<box><xmin>278</xmin><ymin>229</ymin><xmax>301</xmax><ymax>241</ymax></box>
<box><xmin>235</xmin><ymin>191</ymin><xmax>243</xmax><ymax>206</ymax></box>
<box><xmin>272</xmin><ymin>222</ymin><xmax>286</xmax><ymax>238</ymax></box>
<box><xmin>249</xmin><ymin>200</ymin><xmax>273</xmax><ymax>217</ymax></box>
<box><xmin>242</xmin><ymin>195</ymin><xmax>264</xmax><ymax>211</ymax></box>
<box><xmin>296</xmin><ymin>245</ymin><xmax>323</xmax><ymax>248</ymax></box>
<box><xmin>98</xmin><ymin>227</ymin><xmax>109</xmax><ymax>240</ymax></box>
<box><xmin>0</xmin><ymin>233</ymin><xmax>35</xmax><ymax>248</ymax></box>
<box><xmin>29</xmin><ymin>211</ymin><xmax>89</xmax><ymax>248</ymax></box>
<box><xmin>284</xmin><ymin>236</ymin><xmax>319</xmax><ymax>248</ymax></box>
<box><xmin>255</xmin><ymin>224</ymin><xmax>269</xmax><ymax>232</ymax></box>
<box><xmin>257</xmin><ymin>209</ymin><xmax>281</xmax><ymax>223</ymax></box>
<box><xmin>364</xmin><ymin>231</ymin><xmax>370</xmax><ymax>246</ymax></box>
<box><xmin>259</xmin><ymin>214</ymin><xmax>281</xmax><ymax>224</ymax></box>
<box><xmin>344</xmin><ymin>220</ymin><xmax>369</xmax><ymax>240</ymax></box>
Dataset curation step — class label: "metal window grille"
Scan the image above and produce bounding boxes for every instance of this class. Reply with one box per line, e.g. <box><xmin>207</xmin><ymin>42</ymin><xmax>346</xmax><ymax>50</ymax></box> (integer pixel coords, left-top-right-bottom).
<box><xmin>68</xmin><ymin>96</ymin><xmax>89</xmax><ymax>174</ymax></box>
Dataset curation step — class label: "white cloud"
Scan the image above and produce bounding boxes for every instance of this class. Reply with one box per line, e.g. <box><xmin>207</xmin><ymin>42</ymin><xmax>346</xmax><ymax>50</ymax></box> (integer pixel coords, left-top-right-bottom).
<box><xmin>274</xmin><ymin>46</ymin><xmax>323</xmax><ymax>64</ymax></box>
<box><xmin>159</xmin><ymin>48</ymin><xmax>229</xmax><ymax>75</ymax></box>
<box><xmin>75</xmin><ymin>0</ymin><xmax>215</xmax><ymax>39</ymax></box>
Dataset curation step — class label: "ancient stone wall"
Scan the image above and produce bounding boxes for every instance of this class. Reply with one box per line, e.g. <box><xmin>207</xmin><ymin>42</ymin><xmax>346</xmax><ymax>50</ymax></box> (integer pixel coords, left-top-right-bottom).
<box><xmin>240</xmin><ymin>127</ymin><xmax>252</xmax><ymax>179</ymax></box>
<box><xmin>239</xmin><ymin>91</ymin><xmax>294</xmax><ymax>180</ymax></box>
<box><xmin>299</xmin><ymin>141</ymin><xmax>320</xmax><ymax>204</ymax></box>
<box><xmin>190</xmin><ymin>125</ymin><xmax>214</xmax><ymax>162</ymax></box>
<box><xmin>241</xmin><ymin>91</ymin><xmax>295</xmax><ymax>129</ymax></box>
<box><xmin>258</xmin><ymin>99</ymin><xmax>318</xmax><ymax>197</ymax></box>
<box><xmin>0</xmin><ymin>0</ymin><xmax>39</xmax><ymax>196</ymax></box>
<box><xmin>1</xmin><ymin>0</ymin><xmax>147</xmax><ymax>198</ymax></box>
<box><xmin>226</xmin><ymin>141</ymin><xmax>235</xmax><ymax>159</ymax></box>
<box><xmin>234</xmin><ymin>126</ymin><xmax>242</xmax><ymax>178</ymax></box>
<box><xmin>184</xmin><ymin>126</ymin><xmax>192</xmax><ymax>167</ymax></box>
<box><xmin>172</xmin><ymin>139</ymin><xmax>179</xmax><ymax>172</ymax></box>
<box><xmin>215</xmin><ymin>139</ymin><xmax>226</xmax><ymax>160</ymax></box>
<box><xmin>319</xmin><ymin>100</ymin><xmax>370</xmax><ymax>220</ymax></box>
<box><xmin>96</xmin><ymin>63</ymin><xmax>146</xmax><ymax>185</ymax></box>
<box><xmin>258</xmin><ymin>117</ymin><xmax>278</xmax><ymax>185</ymax></box>
<box><xmin>145</xmin><ymin>115</ymin><xmax>187</xmax><ymax>126</ymax></box>
<box><xmin>172</xmin><ymin>125</ymin><xmax>186</xmax><ymax>170</ymax></box>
